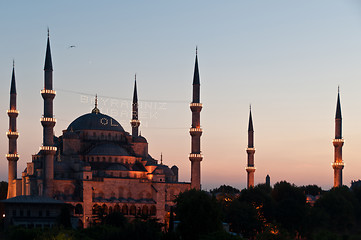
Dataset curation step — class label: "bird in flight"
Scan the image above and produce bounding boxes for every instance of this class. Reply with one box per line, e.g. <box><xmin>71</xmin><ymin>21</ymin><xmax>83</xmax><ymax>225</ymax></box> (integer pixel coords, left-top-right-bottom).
<box><xmin>68</xmin><ymin>45</ymin><xmax>76</xmax><ymax>48</ymax></box>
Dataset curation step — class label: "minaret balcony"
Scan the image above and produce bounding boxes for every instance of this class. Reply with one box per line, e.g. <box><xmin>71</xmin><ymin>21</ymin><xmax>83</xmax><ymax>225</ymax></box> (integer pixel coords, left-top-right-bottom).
<box><xmin>333</xmin><ymin>139</ymin><xmax>344</xmax><ymax>143</ymax></box>
<box><xmin>41</xmin><ymin>117</ymin><xmax>56</xmax><ymax>123</ymax></box>
<box><xmin>6</xmin><ymin>154</ymin><xmax>19</xmax><ymax>161</ymax></box>
<box><xmin>332</xmin><ymin>161</ymin><xmax>344</xmax><ymax>170</ymax></box>
<box><xmin>189</xmin><ymin>128</ymin><xmax>203</xmax><ymax>136</ymax></box>
<box><xmin>130</xmin><ymin>119</ymin><xmax>140</xmax><ymax>127</ymax></box>
<box><xmin>6</xmin><ymin>131</ymin><xmax>19</xmax><ymax>137</ymax></box>
<box><xmin>41</xmin><ymin>89</ymin><xmax>56</xmax><ymax>99</ymax></box>
<box><xmin>189</xmin><ymin>153</ymin><xmax>203</xmax><ymax>161</ymax></box>
<box><xmin>190</xmin><ymin>103</ymin><xmax>203</xmax><ymax>111</ymax></box>
<box><xmin>40</xmin><ymin>146</ymin><xmax>57</xmax><ymax>152</ymax></box>
<box><xmin>246</xmin><ymin>147</ymin><xmax>256</xmax><ymax>151</ymax></box>
<box><xmin>7</xmin><ymin>109</ymin><xmax>19</xmax><ymax>117</ymax></box>
<box><xmin>41</xmin><ymin>117</ymin><xmax>56</xmax><ymax>127</ymax></box>
<box><xmin>245</xmin><ymin>166</ymin><xmax>256</xmax><ymax>171</ymax></box>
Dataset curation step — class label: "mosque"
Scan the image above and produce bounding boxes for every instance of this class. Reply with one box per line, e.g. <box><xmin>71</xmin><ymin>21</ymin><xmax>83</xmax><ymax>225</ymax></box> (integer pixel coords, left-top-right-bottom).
<box><xmin>4</xmin><ymin>34</ymin><xmax>203</xmax><ymax>228</ymax></box>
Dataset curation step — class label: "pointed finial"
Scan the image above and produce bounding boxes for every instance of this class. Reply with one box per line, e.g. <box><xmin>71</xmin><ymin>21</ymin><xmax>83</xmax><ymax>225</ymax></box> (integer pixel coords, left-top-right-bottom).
<box><xmin>249</xmin><ymin>104</ymin><xmax>251</xmax><ymax>111</ymax></box>
<box><xmin>135</xmin><ymin>73</ymin><xmax>137</xmax><ymax>81</ymax></box>
<box><xmin>47</xmin><ymin>27</ymin><xmax>50</xmax><ymax>37</ymax></box>
<box><xmin>338</xmin><ymin>85</ymin><xmax>340</xmax><ymax>93</ymax></box>
<box><xmin>92</xmin><ymin>94</ymin><xmax>100</xmax><ymax>114</ymax></box>
<box><xmin>160</xmin><ymin>152</ymin><xmax>163</xmax><ymax>165</ymax></box>
<box><xmin>139</xmin><ymin>130</ymin><xmax>142</xmax><ymax>136</ymax></box>
<box><xmin>12</xmin><ymin>59</ymin><xmax>15</xmax><ymax>68</ymax></box>
<box><xmin>196</xmin><ymin>46</ymin><xmax>198</xmax><ymax>55</ymax></box>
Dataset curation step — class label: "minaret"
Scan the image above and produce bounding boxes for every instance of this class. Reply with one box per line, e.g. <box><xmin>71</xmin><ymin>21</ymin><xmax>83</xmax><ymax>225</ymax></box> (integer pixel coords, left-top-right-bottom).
<box><xmin>130</xmin><ymin>75</ymin><xmax>140</xmax><ymax>138</ymax></box>
<box><xmin>40</xmin><ymin>30</ymin><xmax>57</xmax><ymax>197</ymax></box>
<box><xmin>189</xmin><ymin>48</ymin><xmax>203</xmax><ymax>190</ymax></box>
<box><xmin>332</xmin><ymin>87</ymin><xmax>344</xmax><ymax>187</ymax></box>
<box><xmin>7</xmin><ymin>61</ymin><xmax>19</xmax><ymax>199</ymax></box>
<box><xmin>246</xmin><ymin>106</ymin><xmax>256</xmax><ymax>188</ymax></box>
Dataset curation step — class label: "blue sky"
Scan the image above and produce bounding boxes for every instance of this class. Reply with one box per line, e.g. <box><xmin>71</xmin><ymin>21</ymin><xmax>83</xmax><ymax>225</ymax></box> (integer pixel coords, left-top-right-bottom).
<box><xmin>1</xmin><ymin>1</ymin><xmax>361</xmax><ymax>190</ymax></box>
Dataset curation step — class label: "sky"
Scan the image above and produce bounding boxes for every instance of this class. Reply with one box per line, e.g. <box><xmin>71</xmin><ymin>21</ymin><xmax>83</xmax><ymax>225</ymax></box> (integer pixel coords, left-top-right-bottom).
<box><xmin>1</xmin><ymin>1</ymin><xmax>361</xmax><ymax>190</ymax></box>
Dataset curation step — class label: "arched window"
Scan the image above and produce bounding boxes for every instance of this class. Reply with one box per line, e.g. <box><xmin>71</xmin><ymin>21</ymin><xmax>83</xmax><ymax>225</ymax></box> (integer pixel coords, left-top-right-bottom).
<box><xmin>92</xmin><ymin>204</ymin><xmax>99</xmax><ymax>215</ymax></box>
<box><xmin>75</xmin><ymin>204</ymin><xmax>83</xmax><ymax>214</ymax></box>
<box><xmin>130</xmin><ymin>205</ymin><xmax>136</xmax><ymax>216</ymax></box>
<box><xmin>102</xmin><ymin>204</ymin><xmax>108</xmax><ymax>214</ymax></box>
<box><xmin>150</xmin><ymin>205</ymin><xmax>156</xmax><ymax>216</ymax></box>
<box><xmin>142</xmin><ymin>205</ymin><xmax>149</xmax><ymax>216</ymax></box>
<box><xmin>114</xmin><ymin>204</ymin><xmax>121</xmax><ymax>212</ymax></box>
<box><xmin>122</xmin><ymin>205</ymin><xmax>128</xmax><ymax>215</ymax></box>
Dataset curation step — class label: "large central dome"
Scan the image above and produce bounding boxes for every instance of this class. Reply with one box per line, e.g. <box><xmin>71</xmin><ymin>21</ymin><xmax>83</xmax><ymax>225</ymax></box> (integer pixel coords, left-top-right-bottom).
<box><xmin>67</xmin><ymin>111</ymin><xmax>125</xmax><ymax>132</ymax></box>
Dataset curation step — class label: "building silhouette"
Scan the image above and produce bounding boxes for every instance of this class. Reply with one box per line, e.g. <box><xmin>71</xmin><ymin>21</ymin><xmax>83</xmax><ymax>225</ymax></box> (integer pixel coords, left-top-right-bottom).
<box><xmin>332</xmin><ymin>88</ymin><xmax>344</xmax><ymax>187</ymax></box>
<box><xmin>246</xmin><ymin>106</ymin><xmax>255</xmax><ymax>189</ymax></box>
<box><xmin>5</xmin><ymin>35</ymin><xmax>203</xmax><ymax>228</ymax></box>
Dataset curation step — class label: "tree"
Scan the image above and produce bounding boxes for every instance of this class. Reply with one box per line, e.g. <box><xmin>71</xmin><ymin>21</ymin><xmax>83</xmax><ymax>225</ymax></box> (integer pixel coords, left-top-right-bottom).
<box><xmin>226</xmin><ymin>199</ymin><xmax>261</xmax><ymax>238</ymax></box>
<box><xmin>313</xmin><ymin>186</ymin><xmax>357</xmax><ymax>234</ymax></box>
<box><xmin>272</xmin><ymin>181</ymin><xmax>307</xmax><ymax>237</ymax></box>
<box><xmin>174</xmin><ymin>189</ymin><xmax>223</xmax><ymax>240</ymax></box>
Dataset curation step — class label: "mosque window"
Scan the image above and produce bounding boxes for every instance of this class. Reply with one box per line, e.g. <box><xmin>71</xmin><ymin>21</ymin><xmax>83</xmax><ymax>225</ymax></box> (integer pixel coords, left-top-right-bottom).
<box><xmin>114</xmin><ymin>204</ymin><xmax>120</xmax><ymax>212</ymax></box>
<box><xmin>142</xmin><ymin>206</ymin><xmax>149</xmax><ymax>216</ymax></box>
<box><xmin>92</xmin><ymin>204</ymin><xmax>99</xmax><ymax>215</ymax></box>
<box><xmin>150</xmin><ymin>205</ymin><xmax>156</xmax><ymax>216</ymax></box>
<box><xmin>130</xmin><ymin>205</ymin><xmax>136</xmax><ymax>215</ymax></box>
<box><xmin>122</xmin><ymin>205</ymin><xmax>128</xmax><ymax>215</ymax></box>
<box><xmin>102</xmin><ymin>204</ymin><xmax>108</xmax><ymax>214</ymax></box>
<box><xmin>75</xmin><ymin>204</ymin><xmax>83</xmax><ymax>214</ymax></box>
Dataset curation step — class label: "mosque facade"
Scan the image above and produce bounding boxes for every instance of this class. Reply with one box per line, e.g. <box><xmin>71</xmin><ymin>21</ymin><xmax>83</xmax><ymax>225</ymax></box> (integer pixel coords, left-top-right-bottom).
<box><xmin>5</xmin><ymin>35</ymin><xmax>203</xmax><ymax>228</ymax></box>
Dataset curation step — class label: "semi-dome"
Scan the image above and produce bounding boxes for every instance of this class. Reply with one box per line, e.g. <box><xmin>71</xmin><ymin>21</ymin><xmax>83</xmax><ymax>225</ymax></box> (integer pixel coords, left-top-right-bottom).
<box><xmin>67</xmin><ymin>111</ymin><xmax>124</xmax><ymax>132</ymax></box>
<box><xmin>88</xmin><ymin>143</ymin><xmax>129</xmax><ymax>156</ymax></box>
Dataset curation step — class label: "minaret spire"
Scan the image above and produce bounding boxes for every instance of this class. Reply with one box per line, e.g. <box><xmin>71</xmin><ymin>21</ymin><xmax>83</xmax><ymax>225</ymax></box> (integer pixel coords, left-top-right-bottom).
<box><xmin>92</xmin><ymin>94</ymin><xmax>100</xmax><ymax>114</ymax></box>
<box><xmin>7</xmin><ymin>62</ymin><xmax>20</xmax><ymax>198</ymax></box>
<box><xmin>189</xmin><ymin>49</ymin><xmax>203</xmax><ymax>190</ymax></box>
<box><xmin>40</xmin><ymin>32</ymin><xmax>57</xmax><ymax>197</ymax></box>
<box><xmin>246</xmin><ymin>106</ymin><xmax>256</xmax><ymax>189</ymax></box>
<box><xmin>332</xmin><ymin>87</ymin><xmax>344</xmax><ymax>187</ymax></box>
<box><xmin>131</xmin><ymin>75</ymin><xmax>140</xmax><ymax>137</ymax></box>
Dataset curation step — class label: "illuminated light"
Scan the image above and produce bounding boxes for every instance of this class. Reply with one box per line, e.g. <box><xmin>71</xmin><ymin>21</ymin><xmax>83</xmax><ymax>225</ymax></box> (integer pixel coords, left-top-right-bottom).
<box><xmin>190</xmin><ymin>103</ymin><xmax>203</xmax><ymax>107</ymax></box>
<box><xmin>6</xmin><ymin>154</ymin><xmax>19</xmax><ymax>158</ymax></box>
<box><xmin>40</xmin><ymin>89</ymin><xmax>56</xmax><ymax>94</ymax></box>
<box><xmin>189</xmin><ymin>153</ymin><xmax>203</xmax><ymax>158</ymax></box>
<box><xmin>6</xmin><ymin>131</ymin><xmax>19</xmax><ymax>136</ymax></box>
<box><xmin>332</xmin><ymin>162</ymin><xmax>344</xmax><ymax>166</ymax></box>
<box><xmin>40</xmin><ymin>117</ymin><xmax>56</xmax><ymax>123</ymax></box>
<box><xmin>130</xmin><ymin>119</ymin><xmax>140</xmax><ymax>124</ymax></box>
<box><xmin>245</xmin><ymin>166</ymin><xmax>256</xmax><ymax>170</ymax></box>
<box><xmin>7</xmin><ymin>110</ymin><xmax>19</xmax><ymax>114</ymax></box>
<box><xmin>333</xmin><ymin>139</ymin><xmax>344</xmax><ymax>143</ymax></box>
<box><xmin>40</xmin><ymin>146</ymin><xmax>57</xmax><ymax>151</ymax></box>
<box><xmin>189</xmin><ymin>128</ymin><xmax>202</xmax><ymax>132</ymax></box>
<box><xmin>246</xmin><ymin>147</ymin><xmax>256</xmax><ymax>151</ymax></box>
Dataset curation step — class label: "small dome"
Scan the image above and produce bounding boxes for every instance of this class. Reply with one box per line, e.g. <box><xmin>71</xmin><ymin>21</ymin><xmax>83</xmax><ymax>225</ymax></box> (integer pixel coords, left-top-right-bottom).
<box><xmin>106</xmin><ymin>164</ymin><xmax>129</xmax><ymax>171</ymax></box>
<box><xmin>133</xmin><ymin>136</ymin><xmax>147</xmax><ymax>143</ymax></box>
<box><xmin>67</xmin><ymin>112</ymin><xmax>124</xmax><ymax>132</ymax></box>
<box><xmin>88</xmin><ymin>143</ymin><xmax>129</xmax><ymax>156</ymax></box>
